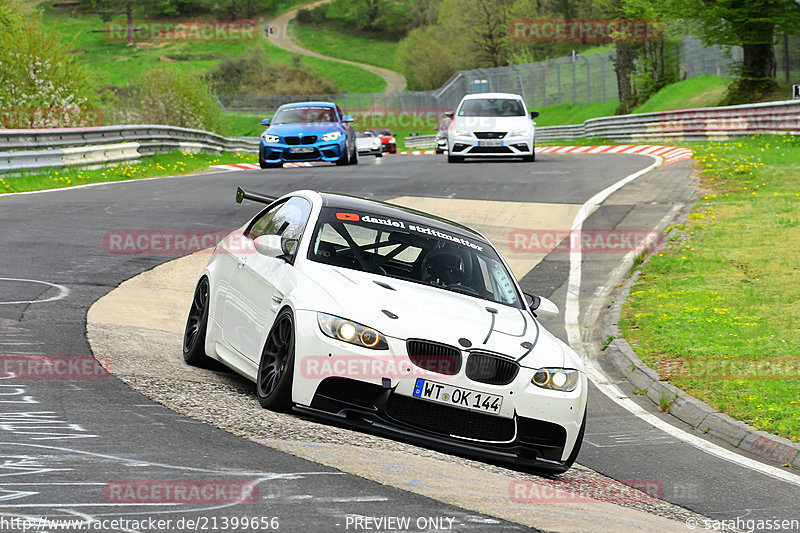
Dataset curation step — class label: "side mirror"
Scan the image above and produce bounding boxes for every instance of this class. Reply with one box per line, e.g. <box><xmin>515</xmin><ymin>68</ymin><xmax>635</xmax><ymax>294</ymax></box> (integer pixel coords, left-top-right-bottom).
<box><xmin>530</xmin><ymin>111</ymin><xmax>540</xmax><ymax>119</ymax></box>
<box><xmin>524</xmin><ymin>292</ymin><xmax>559</xmax><ymax>320</ymax></box>
<box><xmin>444</xmin><ymin>112</ymin><xmax>454</xmax><ymax>119</ymax></box>
<box><xmin>254</xmin><ymin>235</ymin><xmax>283</xmax><ymax>258</ymax></box>
<box><xmin>342</xmin><ymin>115</ymin><xmax>354</xmax><ymax>123</ymax></box>
<box><xmin>261</xmin><ymin>118</ymin><xmax>270</xmax><ymax>126</ymax></box>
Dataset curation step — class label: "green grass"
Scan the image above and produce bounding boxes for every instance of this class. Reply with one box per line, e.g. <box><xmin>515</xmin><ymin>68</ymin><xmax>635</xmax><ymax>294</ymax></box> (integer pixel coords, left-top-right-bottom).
<box><xmin>289</xmin><ymin>19</ymin><xmax>400</xmax><ymax>73</ymax></box>
<box><xmin>620</xmin><ymin>135</ymin><xmax>800</xmax><ymax>441</ymax></box>
<box><xmin>632</xmin><ymin>75</ymin><xmax>732</xmax><ymax>114</ymax></box>
<box><xmin>532</xmin><ymin>101</ymin><xmax>619</xmax><ymax>127</ymax></box>
<box><xmin>260</xmin><ymin>38</ymin><xmax>386</xmax><ymax>93</ymax></box>
<box><xmin>0</xmin><ymin>151</ymin><xmax>252</xmax><ymax>194</ymax></box>
<box><xmin>42</xmin><ymin>8</ymin><xmax>385</xmax><ymax>93</ymax></box>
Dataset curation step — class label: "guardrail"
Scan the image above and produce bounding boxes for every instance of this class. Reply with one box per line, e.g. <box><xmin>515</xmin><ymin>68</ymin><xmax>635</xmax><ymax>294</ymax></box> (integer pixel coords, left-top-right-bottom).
<box><xmin>403</xmin><ymin>135</ymin><xmax>437</xmax><ymax>149</ymax></box>
<box><xmin>0</xmin><ymin>125</ymin><xmax>258</xmax><ymax>174</ymax></box>
<box><xmin>406</xmin><ymin>100</ymin><xmax>800</xmax><ymax>147</ymax></box>
<box><xmin>535</xmin><ymin>99</ymin><xmax>800</xmax><ymax>142</ymax></box>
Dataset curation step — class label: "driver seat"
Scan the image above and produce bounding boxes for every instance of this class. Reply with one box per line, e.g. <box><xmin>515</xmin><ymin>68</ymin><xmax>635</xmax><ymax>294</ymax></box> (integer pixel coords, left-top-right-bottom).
<box><xmin>423</xmin><ymin>248</ymin><xmax>468</xmax><ymax>286</ymax></box>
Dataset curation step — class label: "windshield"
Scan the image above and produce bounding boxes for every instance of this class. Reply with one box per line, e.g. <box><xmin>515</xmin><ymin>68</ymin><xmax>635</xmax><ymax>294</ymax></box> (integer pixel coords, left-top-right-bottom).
<box><xmin>272</xmin><ymin>106</ymin><xmax>337</xmax><ymax>124</ymax></box>
<box><xmin>307</xmin><ymin>207</ymin><xmax>522</xmax><ymax>308</ymax></box>
<box><xmin>458</xmin><ymin>98</ymin><xmax>526</xmax><ymax>117</ymax></box>
<box><xmin>356</xmin><ymin>131</ymin><xmax>374</xmax><ymax>138</ymax></box>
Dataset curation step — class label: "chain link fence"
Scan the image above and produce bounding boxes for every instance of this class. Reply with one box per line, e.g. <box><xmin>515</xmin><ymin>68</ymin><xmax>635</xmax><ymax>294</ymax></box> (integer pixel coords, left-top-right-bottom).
<box><xmin>218</xmin><ymin>35</ymin><xmax>800</xmax><ymax>116</ymax></box>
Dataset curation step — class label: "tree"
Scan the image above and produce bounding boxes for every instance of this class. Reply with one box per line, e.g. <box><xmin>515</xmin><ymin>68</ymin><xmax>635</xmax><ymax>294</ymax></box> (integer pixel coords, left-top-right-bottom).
<box><xmin>664</xmin><ymin>0</ymin><xmax>800</xmax><ymax>96</ymax></box>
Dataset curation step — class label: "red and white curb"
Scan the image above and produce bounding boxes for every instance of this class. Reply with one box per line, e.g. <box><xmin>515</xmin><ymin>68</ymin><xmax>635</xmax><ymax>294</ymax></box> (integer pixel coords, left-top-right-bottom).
<box><xmin>212</xmin><ymin>162</ymin><xmax>313</xmax><ymax>171</ymax></box>
<box><xmin>213</xmin><ymin>145</ymin><xmax>692</xmax><ymax>171</ymax></box>
<box><xmin>537</xmin><ymin>145</ymin><xmax>693</xmax><ymax>166</ymax></box>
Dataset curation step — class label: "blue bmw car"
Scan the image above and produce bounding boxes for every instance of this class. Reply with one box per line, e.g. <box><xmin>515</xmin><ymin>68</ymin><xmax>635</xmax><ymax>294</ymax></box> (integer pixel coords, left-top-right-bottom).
<box><xmin>259</xmin><ymin>101</ymin><xmax>358</xmax><ymax>168</ymax></box>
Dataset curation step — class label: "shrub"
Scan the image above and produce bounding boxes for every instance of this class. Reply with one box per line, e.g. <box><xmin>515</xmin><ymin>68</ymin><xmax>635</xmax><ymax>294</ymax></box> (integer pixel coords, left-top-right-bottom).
<box><xmin>133</xmin><ymin>67</ymin><xmax>229</xmax><ymax>134</ymax></box>
<box><xmin>0</xmin><ymin>0</ymin><xmax>96</xmax><ymax>128</ymax></box>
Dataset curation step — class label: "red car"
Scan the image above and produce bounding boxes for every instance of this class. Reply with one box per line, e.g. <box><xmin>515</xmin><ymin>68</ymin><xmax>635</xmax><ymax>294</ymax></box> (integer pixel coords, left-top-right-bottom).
<box><xmin>369</xmin><ymin>129</ymin><xmax>397</xmax><ymax>154</ymax></box>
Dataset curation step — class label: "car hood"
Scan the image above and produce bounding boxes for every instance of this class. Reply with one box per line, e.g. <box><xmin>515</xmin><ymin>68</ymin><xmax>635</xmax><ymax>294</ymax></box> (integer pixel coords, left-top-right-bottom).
<box><xmin>296</xmin><ymin>261</ymin><xmax>574</xmax><ymax>369</ymax></box>
<box><xmin>266</xmin><ymin>123</ymin><xmax>344</xmax><ymax>136</ymax></box>
<box><xmin>453</xmin><ymin>115</ymin><xmax>533</xmax><ymax>132</ymax></box>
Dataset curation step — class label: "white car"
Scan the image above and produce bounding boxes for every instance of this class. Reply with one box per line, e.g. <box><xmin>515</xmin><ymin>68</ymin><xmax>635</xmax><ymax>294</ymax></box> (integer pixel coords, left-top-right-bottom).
<box><xmin>183</xmin><ymin>187</ymin><xmax>587</xmax><ymax>473</ymax></box>
<box><xmin>355</xmin><ymin>130</ymin><xmax>383</xmax><ymax>157</ymax></box>
<box><xmin>447</xmin><ymin>92</ymin><xmax>539</xmax><ymax>163</ymax></box>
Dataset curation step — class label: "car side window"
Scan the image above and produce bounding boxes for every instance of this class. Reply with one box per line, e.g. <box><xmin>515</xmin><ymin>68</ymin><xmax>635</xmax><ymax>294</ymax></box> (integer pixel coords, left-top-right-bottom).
<box><xmin>247</xmin><ymin>197</ymin><xmax>313</xmax><ymax>254</ymax></box>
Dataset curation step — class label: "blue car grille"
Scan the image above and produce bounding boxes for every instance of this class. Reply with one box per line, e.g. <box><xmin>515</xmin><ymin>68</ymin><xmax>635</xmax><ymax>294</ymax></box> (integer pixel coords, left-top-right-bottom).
<box><xmin>284</xmin><ymin>135</ymin><xmax>318</xmax><ymax>145</ymax></box>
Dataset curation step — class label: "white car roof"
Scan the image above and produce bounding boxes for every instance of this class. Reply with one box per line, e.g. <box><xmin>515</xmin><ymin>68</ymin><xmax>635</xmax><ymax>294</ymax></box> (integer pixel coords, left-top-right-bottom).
<box><xmin>460</xmin><ymin>92</ymin><xmax>524</xmax><ymax>101</ymax></box>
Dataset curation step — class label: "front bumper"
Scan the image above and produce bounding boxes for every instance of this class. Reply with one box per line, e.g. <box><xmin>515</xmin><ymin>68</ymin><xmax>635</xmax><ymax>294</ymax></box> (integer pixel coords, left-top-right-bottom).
<box><xmin>448</xmin><ymin>134</ymin><xmax>534</xmax><ymax>157</ymax></box>
<box><xmin>291</xmin><ymin>309</ymin><xmax>586</xmax><ymax>473</ymax></box>
<box><xmin>260</xmin><ymin>141</ymin><xmax>345</xmax><ymax>163</ymax></box>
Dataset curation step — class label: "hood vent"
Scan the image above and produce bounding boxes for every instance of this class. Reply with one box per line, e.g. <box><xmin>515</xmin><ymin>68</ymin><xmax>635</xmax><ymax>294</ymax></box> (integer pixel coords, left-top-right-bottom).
<box><xmin>373</xmin><ymin>280</ymin><xmax>396</xmax><ymax>291</ymax></box>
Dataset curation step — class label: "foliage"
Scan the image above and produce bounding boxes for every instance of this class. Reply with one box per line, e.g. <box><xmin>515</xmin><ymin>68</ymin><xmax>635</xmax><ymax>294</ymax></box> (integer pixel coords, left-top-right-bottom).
<box><xmin>133</xmin><ymin>67</ymin><xmax>229</xmax><ymax>134</ymax></box>
<box><xmin>207</xmin><ymin>45</ymin><xmax>338</xmax><ymax>95</ymax></box>
<box><xmin>0</xmin><ymin>0</ymin><xmax>96</xmax><ymax>128</ymax></box>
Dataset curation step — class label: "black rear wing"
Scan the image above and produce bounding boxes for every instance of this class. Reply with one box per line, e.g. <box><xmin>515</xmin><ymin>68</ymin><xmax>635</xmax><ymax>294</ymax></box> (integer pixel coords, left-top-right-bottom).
<box><xmin>236</xmin><ymin>186</ymin><xmax>277</xmax><ymax>205</ymax></box>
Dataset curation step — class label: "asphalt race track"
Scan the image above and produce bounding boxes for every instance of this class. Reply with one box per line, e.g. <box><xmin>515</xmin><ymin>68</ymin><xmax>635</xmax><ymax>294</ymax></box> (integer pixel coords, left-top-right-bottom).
<box><xmin>1</xmin><ymin>152</ymin><xmax>798</xmax><ymax>532</ymax></box>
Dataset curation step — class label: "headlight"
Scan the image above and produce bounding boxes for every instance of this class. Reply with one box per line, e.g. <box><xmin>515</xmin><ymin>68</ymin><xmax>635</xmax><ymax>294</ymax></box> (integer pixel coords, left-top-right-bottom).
<box><xmin>511</xmin><ymin>128</ymin><xmax>531</xmax><ymax>137</ymax></box>
<box><xmin>453</xmin><ymin>130</ymin><xmax>471</xmax><ymax>137</ymax></box>
<box><xmin>262</xmin><ymin>134</ymin><xmax>280</xmax><ymax>143</ymax></box>
<box><xmin>321</xmin><ymin>131</ymin><xmax>342</xmax><ymax>141</ymax></box>
<box><xmin>531</xmin><ymin>368</ymin><xmax>580</xmax><ymax>392</ymax></box>
<box><xmin>317</xmin><ymin>313</ymin><xmax>388</xmax><ymax>350</ymax></box>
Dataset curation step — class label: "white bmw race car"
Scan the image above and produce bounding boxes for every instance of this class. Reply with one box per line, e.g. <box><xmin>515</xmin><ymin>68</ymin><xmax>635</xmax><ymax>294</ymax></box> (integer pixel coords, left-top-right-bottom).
<box><xmin>183</xmin><ymin>187</ymin><xmax>587</xmax><ymax>473</ymax></box>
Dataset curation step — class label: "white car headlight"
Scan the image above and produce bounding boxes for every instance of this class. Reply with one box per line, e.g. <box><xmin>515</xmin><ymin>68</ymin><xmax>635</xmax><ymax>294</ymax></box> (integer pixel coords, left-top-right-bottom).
<box><xmin>321</xmin><ymin>131</ymin><xmax>342</xmax><ymax>141</ymax></box>
<box><xmin>511</xmin><ymin>128</ymin><xmax>531</xmax><ymax>137</ymax></box>
<box><xmin>317</xmin><ymin>313</ymin><xmax>388</xmax><ymax>350</ymax></box>
<box><xmin>531</xmin><ymin>368</ymin><xmax>580</xmax><ymax>392</ymax></box>
<box><xmin>452</xmin><ymin>130</ymin><xmax>471</xmax><ymax>138</ymax></box>
<box><xmin>262</xmin><ymin>134</ymin><xmax>280</xmax><ymax>143</ymax></box>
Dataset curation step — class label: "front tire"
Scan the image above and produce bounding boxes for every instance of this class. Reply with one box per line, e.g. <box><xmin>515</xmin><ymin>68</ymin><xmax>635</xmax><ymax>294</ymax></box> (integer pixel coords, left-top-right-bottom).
<box><xmin>256</xmin><ymin>308</ymin><xmax>295</xmax><ymax>411</ymax></box>
<box><xmin>260</xmin><ymin>161</ymin><xmax>282</xmax><ymax>169</ymax></box>
<box><xmin>447</xmin><ymin>154</ymin><xmax>464</xmax><ymax>163</ymax></box>
<box><xmin>335</xmin><ymin>146</ymin><xmax>350</xmax><ymax>166</ymax></box>
<box><xmin>183</xmin><ymin>277</ymin><xmax>211</xmax><ymax>367</ymax></box>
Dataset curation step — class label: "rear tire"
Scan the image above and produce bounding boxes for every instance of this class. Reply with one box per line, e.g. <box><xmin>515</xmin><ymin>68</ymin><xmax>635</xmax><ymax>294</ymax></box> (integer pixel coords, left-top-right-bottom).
<box><xmin>183</xmin><ymin>277</ymin><xmax>211</xmax><ymax>367</ymax></box>
<box><xmin>256</xmin><ymin>309</ymin><xmax>295</xmax><ymax>411</ymax></box>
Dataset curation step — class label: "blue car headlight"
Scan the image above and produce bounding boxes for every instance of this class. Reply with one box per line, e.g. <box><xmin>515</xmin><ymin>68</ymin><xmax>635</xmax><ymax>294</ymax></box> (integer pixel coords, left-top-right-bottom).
<box><xmin>317</xmin><ymin>313</ymin><xmax>388</xmax><ymax>350</ymax></box>
<box><xmin>321</xmin><ymin>132</ymin><xmax>342</xmax><ymax>141</ymax></box>
<box><xmin>531</xmin><ymin>368</ymin><xmax>580</xmax><ymax>392</ymax></box>
<box><xmin>262</xmin><ymin>134</ymin><xmax>280</xmax><ymax>143</ymax></box>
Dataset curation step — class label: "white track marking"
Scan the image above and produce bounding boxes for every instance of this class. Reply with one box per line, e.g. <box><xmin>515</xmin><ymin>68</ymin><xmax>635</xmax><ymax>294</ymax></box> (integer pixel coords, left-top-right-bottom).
<box><xmin>564</xmin><ymin>156</ymin><xmax>800</xmax><ymax>488</ymax></box>
<box><xmin>0</xmin><ymin>278</ymin><xmax>70</xmax><ymax>305</ymax></box>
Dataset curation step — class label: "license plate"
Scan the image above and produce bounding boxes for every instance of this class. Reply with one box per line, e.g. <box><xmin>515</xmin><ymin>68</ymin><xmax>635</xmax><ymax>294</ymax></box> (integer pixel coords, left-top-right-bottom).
<box><xmin>478</xmin><ymin>139</ymin><xmax>502</xmax><ymax>147</ymax></box>
<box><xmin>290</xmin><ymin>146</ymin><xmax>315</xmax><ymax>154</ymax></box>
<box><xmin>412</xmin><ymin>378</ymin><xmax>503</xmax><ymax>415</ymax></box>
